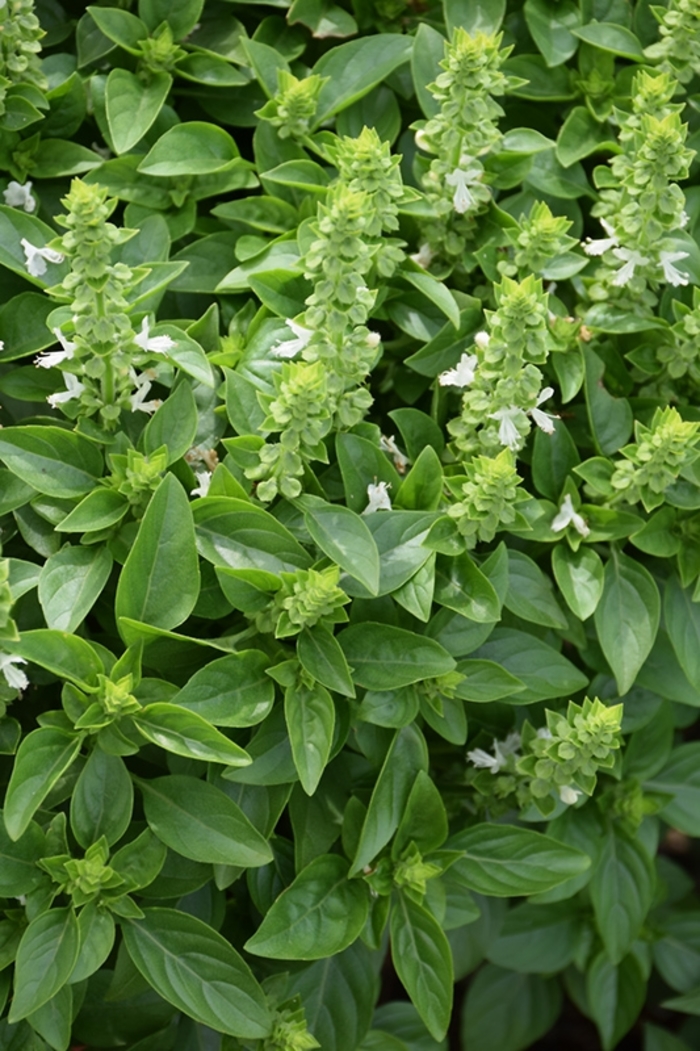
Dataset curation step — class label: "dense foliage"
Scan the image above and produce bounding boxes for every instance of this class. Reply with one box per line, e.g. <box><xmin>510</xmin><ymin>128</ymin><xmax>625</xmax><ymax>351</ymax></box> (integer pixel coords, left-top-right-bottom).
<box><xmin>4</xmin><ymin>0</ymin><xmax>700</xmax><ymax>1048</ymax></box>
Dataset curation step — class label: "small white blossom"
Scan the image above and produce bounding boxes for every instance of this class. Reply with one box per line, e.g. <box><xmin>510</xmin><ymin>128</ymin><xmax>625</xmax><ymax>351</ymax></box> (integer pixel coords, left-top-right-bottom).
<box><xmin>680</xmin><ymin>211</ymin><xmax>690</xmax><ymax>229</ymax></box>
<box><xmin>467</xmin><ymin>747</ymin><xmax>501</xmax><ymax>772</ymax></box>
<box><xmin>583</xmin><ymin>218</ymin><xmax>619</xmax><ymax>257</ymax></box>
<box><xmin>134</xmin><ymin>317</ymin><xmax>175</xmax><ymax>355</ymax></box>
<box><xmin>410</xmin><ymin>243</ymin><xmax>434</xmax><ymax>269</ymax></box>
<box><xmin>468</xmin><ymin>732</ymin><xmax>520</xmax><ymax>775</ymax></box>
<box><xmin>47</xmin><ymin>373</ymin><xmax>84</xmax><ymax>409</ymax></box>
<box><xmin>35</xmin><ymin>327</ymin><xmax>77</xmax><ymax>369</ymax></box>
<box><xmin>559</xmin><ymin>784</ymin><xmax>582</xmax><ymax>806</ymax></box>
<box><xmin>191</xmin><ymin>469</ymin><xmax>212</xmax><ymax>498</ymax></box>
<box><xmin>537</xmin><ymin>727</ymin><xmax>553</xmax><ymax>740</ymax></box>
<box><xmin>488</xmin><ymin>405</ymin><xmax>522</xmax><ymax>450</ymax></box>
<box><xmin>271</xmin><ymin>319</ymin><xmax>313</xmax><ymax>359</ymax></box>
<box><xmin>0</xmin><ymin>654</ymin><xmax>28</xmax><ymax>692</ymax></box>
<box><xmin>362</xmin><ymin>481</ymin><xmax>392</xmax><ymax>514</ymax></box>
<box><xmin>379</xmin><ymin>435</ymin><xmax>410</xmax><ymax>474</ymax></box>
<box><xmin>4</xmin><ymin>180</ymin><xmax>35</xmax><ymax>212</ymax></box>
<box><xmin>366</xmin><ymin>331</ymin><xmax>381</xmax><ymax>349</ymax></box>
<box><xmin>21</xmin><ymin>238</ymin><xmax>64</xmax><ymax>277</ymax></box>
<box><xmin>414</xmin><ymin>129</ymin><xmax>430</xmax><ymax>152</ymax></box>
<box><xmin>439</xmin><ymin>353</ymin><xmax>478</xmax><ymax>389</ymax></box>
<box><xmin>445</xmin><ymin>165</ymin><xmax>483</xmax><ymax>214</ymax></box>
<box><xmin>611</xmin><ymin>247</ymin><xmax>649</xmax><ymax>286</ymax></box>
<box><xmin>528</xmin><ymin>386</ymin><xmax>559</xmax><ymax>435</ymax></box>
<box><xmin>474</xmin><ymin>330</ymin><xmax>490</xmax><ymax>350</ymax></box>
<box><xmin>551</xmin><ymin>493</ymin><xmax>590</xmax><ymax>538</ymax></box>
<box><xmin>129</xmin><ymin>370</ymin><xmax>161</xmax><ymax>414</ymax></box>
<box><xmin>658</xmin><ymin>250</ymin><xmax>689</xmax><ymax>287</ymax></box>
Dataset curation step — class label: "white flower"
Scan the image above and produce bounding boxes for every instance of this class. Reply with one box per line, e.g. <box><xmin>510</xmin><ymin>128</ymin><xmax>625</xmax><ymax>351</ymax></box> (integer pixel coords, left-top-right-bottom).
<box><xmin>537</xmin><ymin>727</ymin><xmax>553</xmax><ymax>740</ymax></box>
<box><xmin>488</xmin><ymin>405</ymin><xmax>522</xmax><ymax>450</ymax></box>
<box><xmin>134</xmin><ymin>317</ymin><xmax>175</xmax><ymax>355</ymax></box>
<box><xmin>362</xmin><ymin>481</ymin><xmax>392</xmax><ymax>514</ymax></box>
<box><xmin>129</xmin><ymin>370</ymin><xmax>161</xmax><ymax>414</ymax></box>
<box><xmin>4</xmin><ymin>180</ymin><xmax>35</xmax><ymax>212</ymax></box>
<box><xmin>414</xmin><ymin>129</ymin><xmax>430</xmax><ymax>152</ymax></box>
<box><xmin>439</xmin><ymin>353</ymin><xmax>478</xmax><ymax>389</ymax></box>
<box><xmin>47</xmin><ymin>373</ymin><xmax>84</xmax><ymax>408</ymax></box>
<box><xmin>410</xmin><ymin>243</ymin><xmax>434</xmax><ymax>269</ymax></box>
<box><xmin>658</xmin><ymin>250</ymin><xmax>689</xmax><ymax>287</ymax></box>
<box><xmin>366</xmin><ymin>331</ymin><xmax>381</xmax><ymax>349</ymax></box>
<box><xmin>21</xmin><ymin>238</ymin><xmax>64</xmax><ymax>277</ymax></box>
<box><xmin>551</xmin><ymin>493</ymin><xmax>590</xmax><ymax>538</ymax></box>
<box><xmin>467</xmin><ymin>733</ymin><xmax>520</xmax><ymax>775</ymax></box>
<box><xmin>191</xmin><ymin>469</ymin><xmax>212</xmax><ymax>498</ymax></box>
<box><xmin>474</xmin><ymin>330</ymin><xmax>490</xmax><ymax>350</ymax></box>
<box><xmin>445</xmin><ymin>165</ymin><xmax>483</xmax><ymax>214</ymax></box>
<box><xmin>528</xmin><ymin>386</ymin><xmax>559</xmax><ymax>435</ymax></box>
<box><xmin>583</xmin><ymin>218</ymin><xmax>619</xmax><ymax>257</ymax></box>
<box><xmin>467</xmin><ymin>747</ymin><xmax>501</xmax><ymax>772</ymax></box>
<box><xmin>0</xmin><ymin>654</ymin><xmax>28</xmax><ymax>691</ymax></box>
<box><xmin>611</xmin><ymin>247</ymin><xmax>649</xmax><ymax>286</ymax></box>
<box><xmin>271</xmin><ymin>319</ymin><xmax>313</xmax><ymax>359</ymax></box>
<box><xmin>680</xmin><ymin>211</ymin><xmax>690</xmax><ymax>229</ymax></box>
<box><xmin>379</xmin><ymin>435</ymin><xmax>410</xmax><ymax>474</ymax></box>
<box><xmin>559</xmin><ymin>784</ymin><xmax>582</xmax><ymax>806</ymax></box>
<box><xmin>35</xmin><ymin>327</ymin><xmax>77</xmax><ymax>369</ymax></box>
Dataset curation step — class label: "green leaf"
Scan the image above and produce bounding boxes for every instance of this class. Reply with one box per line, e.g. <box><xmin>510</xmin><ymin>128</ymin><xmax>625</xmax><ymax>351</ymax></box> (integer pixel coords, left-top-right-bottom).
<box><xmin>312</xmin><ymin>35</ymin><xmax>413</xmax><ymax>125</ymax></box>
<box><xmin>0</xmin><ymin>206</ymin><xmax>69</xmax><ymax>287</ymax></box>
<box><xmin>447</xmin><ymin>825</ymin><xmax>590</xmax><ymax>896</ymax></box>
<box><xmin>115</xmin><ymin>473</ymin><xmax>200</xmax><ymax>634</ymax></box>
<box><xmin>70</xmin><ymin>749</ymin><xmax>133</xmax><ymax>848</ymax></box>
<box><xmin>572</xmin><ymin>22</ymin><xmax>644</xmax><ymax>60</ymax></box>
<box><xmin>138</xmin><ymin>122</ymin><xmax>239</xmax><ymax>176</ymax></box>
<box><xmin>393</xmin><ymin>770</ymin><xmax>448</xmax><ymax>858</ymax></box>
<box><xmin>172</xmin><ymin>650</ymin><xmax>275</xmax><ymax>727</ymax></box>
<box><xmin>299</xmin><ymin>495</ymin><xmax>380</xmax><ymax>595</ymax></box>
<box><xmin>587</xmin><ymin>952</ymin><xmax>647</xmax><ymax>1051</ymax></box>
<box><xmin>56</xmin><ymin>488</ymin><xmax>129</xmax><ymax>534</ymax></box>
<box><xmin>646</xmin><ymin>744</ymin><xmax>700</xmax><ymax>835</ymax></box>
<box><xmin>285</xmin><ymin>679</ymin><xmax>335</xmax><ymax>796</ymax></box>
<box><xmin>443</xmin><ymin>0</ymin><xmax>506</xmax><ymax>36</ymax></box>
<box><xmin>245</xmin><ymin>854</ymin><xmax>369</xmax><ymax>960</ymax></box>
<box><xmin>70</xmin><ymin>902</ymin><xmax>115</xmax><ymax>983</ymax></box>
<box><xmin>38</xmin><ymin>544</ymin><xmax>113</xmax><ymax>633</ymax></box>
<box><xmin>664</xmin><ymin>576</ymin><xmax>700</xmax><ymax>691</ymax></box>
<box><xmin>139</xmin><ymin>0</ymin><xmax>204</xmax><ymax>37</ymax></box>
<box><xmin>401</xmin><ymin>271</ymin><xmax>460</xmax><ymax>329</ymax></box>
<box><xmin>297</xmin><ymin>626</ymin><xmax>356</xmax><ymax>699</ymax></box>
<box><xmin>139</xmin><ymin>775</ymin><xmax>272</xmax><ymax>867</ymax></box>
<box><xmin>594</xmin><ymin>552</ymin><xmax>660</xmax><ymax>695</ymax></box>
<box><xmin>86</xmin><ymin>5</ymin><xmax>147</xmax><ymax>51</ymax></box>
<box><xmin>590</xmin><ymin>827</ymin><xmax>654</xmax><ymax>964</ymax></box>
<box><xmin>0</xmin><ymin>426</ymin><xmax>103</xmax><ymax>498</ymax></box>
<box><xmin>584</xmin><ymin>347</ymin><xmax>634</xmax><ymax>455</ymax></box>
<box><xmin>504</xmin><ymin>550</ymin><xmax>568</xmax><ymax>629</ymax></box>
<box><xmin>454</xmin><ymin>660</ymin><xmax>526</xmax><ymax>703</ymax></box>
<box><xmin>142</xmin><ymin>381</ymin><xmax>199</xmax><ymax>464</ymax></box>
<box><xmin>123</xmin><ymin>908</ymin><xmax>270</xmax><ymax>1038</ymax></box>
<box><xmin>2</xmin><ymin>630</ymin><xmax>103</xmax><ymax>689</ymax></box>
<box><xmin>460</xmin><ymin>965</ymin><xmax>562</xmax><ymax>1051</ymax></box>
<box><xmin>4</xmin><ymin>728</ymin><xmax>83</xmax><ymax>841</ymax></box>
<box><xmin>26</xmin><ymin>983</ymin><xmax>73</xmax><ymax>1049</ymax></box>
<box><xmin>411</xmin><ymin>23</ymin><xmax>445</xmax><ymax>119</ymax></box>
<box><xmin>9</xmin><ymin>908</ymin><xmax>79</xmax><ymax>1022</ymax></box>
<box><xmin>557</xmin><ymin>105</ymin><xmax>614</xmax><ymax>166</ymax></box>
<box><xmin>336</xmin><ymin>432</ymin><xmax>402</xmax><ymax>514</ymax></box>
<box><xmin>134</xmin><ymin>703</ymin><xmax>251</xmax><ymax>766</ymax></box>
<box><xmin>105</xmin><ymin>69</ymin><xmax>171</xmax><ymax>154</ymax></box>
<box><xmin>434</xmin><ymin>553</ymin><xmax>501</xmax><ymax>623</ymax></box>
<box><xmin>524</xmin><ymin>0</ymin><xmax>581</xmax><ymax>66</ymax></box>
<box><xmin>531</xmin><ymin>418</ymin><xmax>580</xmax><ymax>500</ymax></box>
<box><xmin>487</xmin><ymin>900</ymin><xmax>582</xmax><ymax>973</ymax></box>
<box><xmin>287</xmin><ymin>940</ymin><xmax>377</xmax><ymax>1051</ymax></box>
<box><xmin>338</xmin><ymin>623</ymin><xmax>455</xmax><ymax>690</ymax></box>
<box><xmin>472</xmin><ymin>628</ymin><xmax>588</xmax><ymax>703</ymax></box>
<box><xmin>0</xmin><ymin>293</ymin><xmax>56</xmax><ymax>361</ymax></box>
<box><xmin>350</xmin><ymin>724</ymin><xmax>428</xmax><ymax>876</ymax></box>
<box><xmin>552</xmin><ymin>544</ymin><xmax>604</xmax><ymax>621</ymax></box>
<box><xmin>194</xmin><ymin>497</ymin><xmax>311</xmax><ymax>575</ymax></box>
<box><xmin>391</xmin><ymin>895</ymin><xmax>452</xmax><ymax>1042</ymax></box>
<box><xmin>0</xmin><ymin>816</ymin><xmax>46</xmax><ymax>896</ymax></box>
